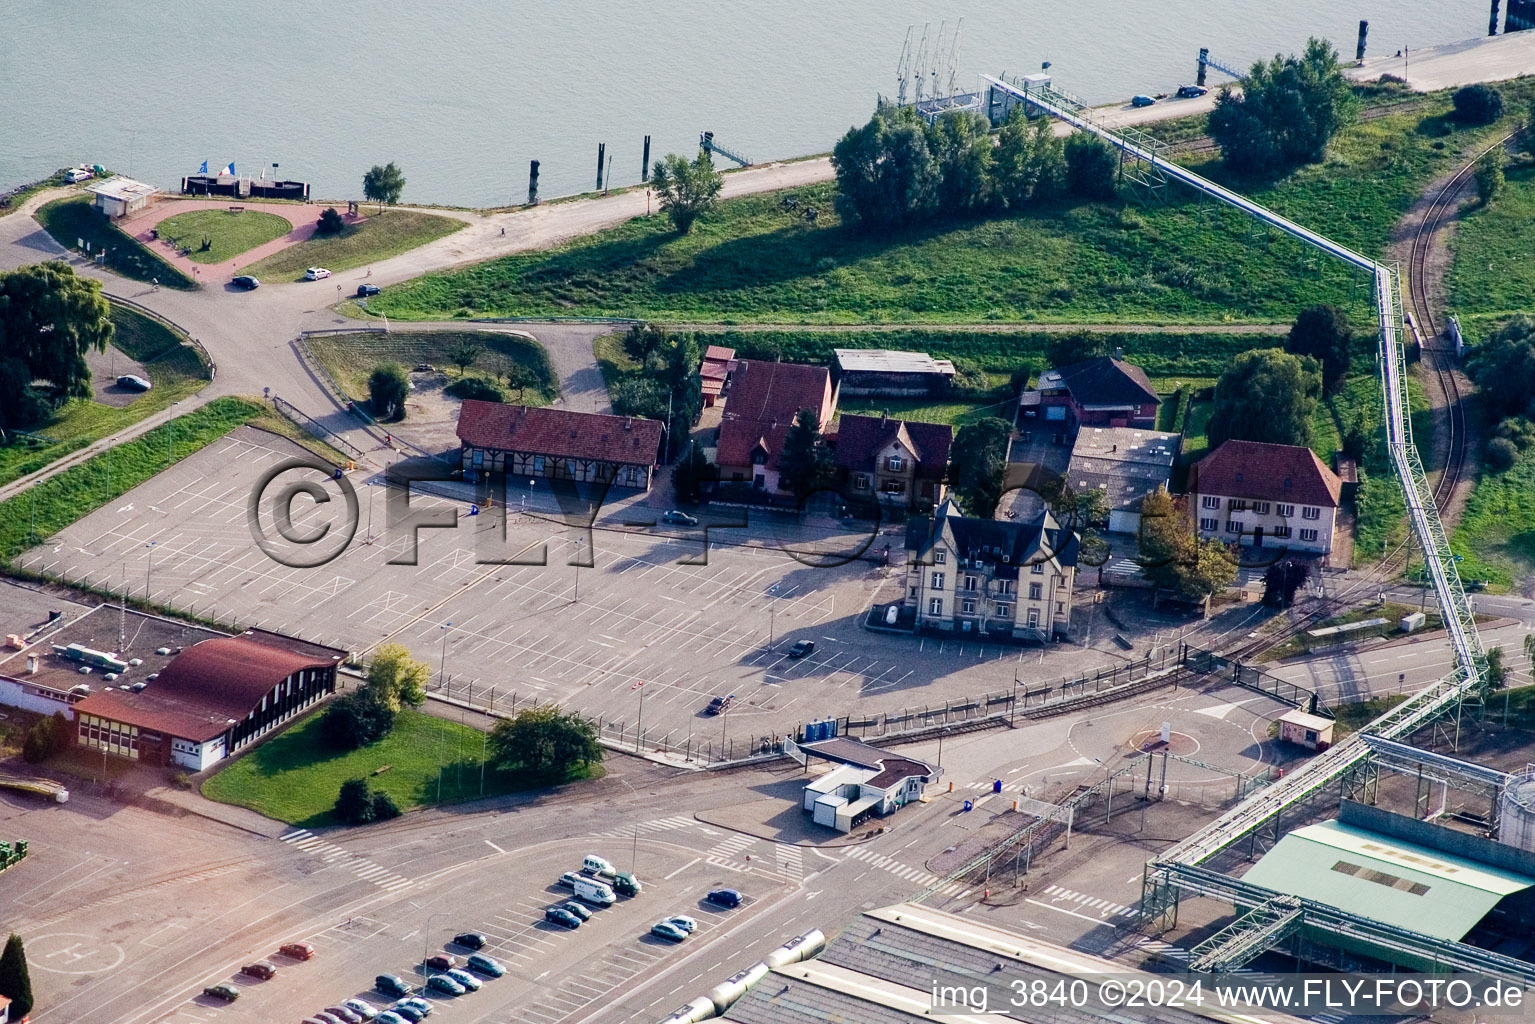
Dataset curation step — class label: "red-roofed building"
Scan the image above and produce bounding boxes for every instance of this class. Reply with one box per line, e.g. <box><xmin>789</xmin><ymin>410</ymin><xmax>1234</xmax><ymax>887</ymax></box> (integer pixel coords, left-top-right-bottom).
<box><xmin>1189</xmin><ymin>440</ymin><xmax>1343</xmax><ymax>556</ymax></box>
<box><xmin>700</xmin><ymin>345</ymin><xmax>737</xmax><ymax>407</ymax></box>
<box><xmin>1022</xmin><ymin>355</ymin><xmax>1161</xmax><ymax>435</ymax></box>
<box><xmin>715</xmin><ymin>360</ymin><xmax>837</xmax><ymax>493</ymax></box>
<box><xmin>456</xmin><ymin>400</ymin><xmax>664</xmax><ymax>491</ymax></box>
<box><xmin>832</xmin><ymin>413</ymin><xmax>952</xmax><ymax>510</ymax></box>
<box><xmin>71</xmin><ymin>631</ymin><xmax>344</xmax><ymax>771</ymax></box>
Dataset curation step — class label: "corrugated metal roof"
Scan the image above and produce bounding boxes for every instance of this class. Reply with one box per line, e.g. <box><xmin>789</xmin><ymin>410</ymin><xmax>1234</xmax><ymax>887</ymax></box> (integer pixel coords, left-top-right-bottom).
<box><xmin>835</xmin><ymin>349</ymin><xmax>957</xmax><ymax>375</ymax></box>
<box><xmin>1239</xmin><ymin>820</ymin><xmax>1534</xmax><ymax>941</ymax></box>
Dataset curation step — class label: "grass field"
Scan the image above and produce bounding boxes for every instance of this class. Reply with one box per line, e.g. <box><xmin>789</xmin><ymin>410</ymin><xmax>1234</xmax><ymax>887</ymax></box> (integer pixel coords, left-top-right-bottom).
<box><xmin>0</xmin><ymin>305</ymin><xmax>214</xmax><ymax>488</ymax></box>
<box><xmin>201</xmin><ymin>707</ymin><xmax>600</xmax><ymax>826</ymax></box>
<box><xmin>0</xmin><ymin>397</ymin><xmax>261</xmax><ymax>562</ymax></box>
<box><xmin>1446</xmin><ymin>155</ymin><xmax>1535</xmax><ymax>332</ymax></box>
<box><xmin>1451</xmin><ymin>438</ymin><xmax>1535</xmax><ymax>589</ymax></box>
<box><xmin>305</xmin><ymin>330</ymin><xmax>558</xmax><ymax>405</ymax></box>
<box><xmin>242</xmin><ymin>210</ymin><xmax>466</xmax><ymax>279</ymax></box>
<box><xmin>36</xmin><ymin>195</ymin><xmax>195</xmax><ymax>288</ymax></box>
<box><xmin>834</xmin><ymin>391</ymin><xmax>1016</xmax><ymax>429</ymax></box>
<box><xmin>152</xmin><ymin>208</ymin><xmax>292</xmax><ymax>264</ymax></box>
<box><xmin>370</xmin><ymin>101</ymin><xmax>1519</xmax><ymax>326</ymax></box>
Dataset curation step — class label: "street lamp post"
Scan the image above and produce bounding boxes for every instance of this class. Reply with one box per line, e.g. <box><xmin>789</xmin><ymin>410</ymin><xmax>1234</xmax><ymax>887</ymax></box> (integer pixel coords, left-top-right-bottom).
<box><xmin>633</xmin><ymin>679</ymin><xmax>646</xmax><ymax>752</ymax></box>
<box><xmin>145</xmin><ymin>540</ymin><xmax>158</xmax><ymax>600</ymax></box>
<box><xmin>438</xmin><ymin>622</ymin><xmax>452</xmax><ymax>802</ymax></box>
<box><xmin>420</xmin><ymin>909</ymin><xmax>451</xmax><ymax>990</ymax></box>
<box><xmin>766</xmin><ymin>583</ymin><xmax>780</xmax><ymax>650</ymax></box>
<box><xmin>573</xmin><ymin>537</ymin><xmax>584</xmax><ymax>603</ymax></box>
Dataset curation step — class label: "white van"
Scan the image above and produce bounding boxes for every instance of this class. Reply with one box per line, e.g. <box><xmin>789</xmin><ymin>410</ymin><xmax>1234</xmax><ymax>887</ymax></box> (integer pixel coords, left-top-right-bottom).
<box><xmin>572</xmin><ymin>876</ymin><xmax>616</xmax><ymax>906</ymax></box>
<box><xmin>582</xmin><ymin>855</ymin><xmax>616</xmax><ymax>877</ymax></box>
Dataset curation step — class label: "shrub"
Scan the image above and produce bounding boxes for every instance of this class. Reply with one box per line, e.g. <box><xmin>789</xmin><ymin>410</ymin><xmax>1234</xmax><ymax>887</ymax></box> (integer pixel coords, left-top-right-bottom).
<box><xmin>1452</xmin><ymin>84</ymin><xmax>1504</xmax><ymax>125</ymax></box>
<box><xmin>444</xmin><ymin>376</ymin><xmax>503</xmax><ymax>402</ymax></box>
<box><xmin>320</xmin><ymin>690</ymin><xmax>397</xmax><ymax>750</ymax></box>
<box><xmin>368</xmin><ymin>362</ymin><xmax>409</xmax><ymax>420</ymax></box>
<box><xmin>335</xmin><ymin>778</ymin><xmax>376</xmax><ymax>824</ymax></box>
<box><xmin>370</xmin><ymin>791</ymin><xmax>402</xmax><ymax>820</ymax></box>
<box><xmin>1487</xmin><ymin>436</ymin><xmax>1518</xmax><ymax>472</ymax></box>
<box><xmin>21</xmin><ymin>718</ymin><xmax>53</xmax><ymax>764</ymax></box>
<box><xmin>1064</xmin><ymin>134</ymin><xmax>1118</xmax><ymax>201</ymax></box>
<box><xmin>315</xmin><ymin>207</ymin><xmax>346</xmax><ymax>235</ymax></box>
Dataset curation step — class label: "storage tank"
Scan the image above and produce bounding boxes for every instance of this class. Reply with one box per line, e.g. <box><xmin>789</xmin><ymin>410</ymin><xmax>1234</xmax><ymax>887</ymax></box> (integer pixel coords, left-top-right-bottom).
<box><xmin>654</xmin><ymin>995</ymin><xmax>716</xmax><ymax>1024</ymax></box>
<box><xmin>764</xmin><ymin>929</ymin><xmax>826</xmax><ymax>968</ymax></box>
<box><xmin>707</xmin><ymin>961</ymin><xmax>770</xmax><ymax>1014</ymax></box>
<box><xmin>1498</xmin><ymin>766</ymin><xmax>1535</xmax><ymax>852</ymax></box>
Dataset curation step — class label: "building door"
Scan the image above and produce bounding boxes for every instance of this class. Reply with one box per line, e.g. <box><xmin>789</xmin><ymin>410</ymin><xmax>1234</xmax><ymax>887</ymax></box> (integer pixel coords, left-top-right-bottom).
<box><xmin>1253</xmin><ymin>526</ymin><xmax>1263</xmax><ymax>548</ymax></box>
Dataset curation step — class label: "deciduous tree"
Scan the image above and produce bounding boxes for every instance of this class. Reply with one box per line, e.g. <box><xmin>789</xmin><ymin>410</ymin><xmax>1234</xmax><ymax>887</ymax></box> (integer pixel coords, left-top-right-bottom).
<box><xmin>364</xmin><ymin>643</ymin><xmax>429</xmax><ymax>713</ymax></box>
<box><xmin>1206</xmin><ymin>348</ymin><xmax>1322</xmax><ymax>449</ymax></box>
<box><xmin>1209</xmin><ymin>37</ymin><xmax>1356</xmax><ymax>172</ymax></box>
<box><xmin>1063</xmin><ymin>134</ymin><xmax>1118</xmax><ymax>201</ymax></box>
<box><xmin>649</xmin><ymin>150</ymin><xmax>724</xmax><ymax>234</ymax></box>
<box><xmin>832</xmin><ymin>104</ymin><xmax>941</xmax><ymax>229</ymax></box>
<box><xmin>1475</xmin><ymin>150</ymin><xmax>1506</xmax><ymax>205</ymax></box>
<box><xmin>335</xmin><ymin>778</ymin><xmax>377</xmax><ymax>824</ymax></box>
<box><xmin>778</xmin><ymin>407</ymin><xmax>834</xmax><ymax>496</ymax></box>
<box><xmin>315</xmin><ymin>207</ymin><xmax>345</xmax><ymax>235</ymax></box>
<box><xmin>927</xmin><ymin>111</ymin><xmax>994</xmax><ymax>214</ymax></box>
<box><xmin>947</xmin><ymin>417</ymin><xmax>1012</xmax><ymax>519</ymax></box>
<box><xmin>1466</xmin><ymin>315</ymin><xmax>1535</xmax><ymax>421</ymax></box>
<box><xmin>1286</xmin><ymin>304</ymin><xmax>1353</xmax><ymax>395</ymax></box>
<box><xmin>488</xmin><ymin>704</ymin><xmax>601</xmax><ymax>778</ymax></box>
<box><xmin>0</xmin><ymin>262</ymin><xmax>114</xmax><ymax>431</ymax></box>
<box><xmin>992</xmin><ymin>110</ymin><xmax>1064</xmax><ymax>209</ymax></box>
<box><xmin>362</xmin><ymin>161</ymin><xmax>406</xmax><ymax>211</ymax></box>
<box><xmin>367</xmin><ymin>362</ymin><xmax>410</xmax><ymax>421</ymax></box>
<box><xmin>320</xmin><ymin>690</ymin><xmax>397</xmax><ymax>750</ymax></box>
<box><xmin>1453</xmin><ymin>83</ymin><xmax>1504</xmax><ymax>125</ymax></box>
<box><xmin>449</xmin><ymin>338</ymin><xmax>483</xmax><ymax>376</ymax></box>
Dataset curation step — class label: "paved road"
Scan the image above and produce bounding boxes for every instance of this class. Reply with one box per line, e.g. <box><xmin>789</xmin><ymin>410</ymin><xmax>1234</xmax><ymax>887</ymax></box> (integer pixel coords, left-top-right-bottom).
<box><xmin>1350</xmin><ymin>30</ymin><xmax>1535</xmax><ymax>92</ymax></box>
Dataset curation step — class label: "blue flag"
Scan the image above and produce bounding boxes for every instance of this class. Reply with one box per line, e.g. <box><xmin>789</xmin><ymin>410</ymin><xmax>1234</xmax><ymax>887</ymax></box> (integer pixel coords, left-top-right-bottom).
<box><xmin>198</xmin><ymin>159</ymin><xmax>208</xmax><ymax>174</ymax></box>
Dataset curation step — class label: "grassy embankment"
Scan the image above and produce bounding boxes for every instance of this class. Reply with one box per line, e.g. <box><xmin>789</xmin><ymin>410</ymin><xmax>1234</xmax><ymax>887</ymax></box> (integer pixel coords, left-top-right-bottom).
<box><xmin>1445</xmin><ymin>152</ymin><xmax>1535</xmax><ymax>588</ymax></box>
<box><xmin>0</xmin><ymin>305</ymin><xmax>213</xmax><ymax>488</ymax></box>
<box><xmin>242</xmin><ymin>210</ymin><xmax>466</xmax><ymax>280</ymax></box>
<box><xmin>201</xmin><ymin>708</ymin><xmax>602</xmax><ymax>826</ymax></box>
<box><xmin>151</xmin><ymin>208</ymin><xmax>293</xmax><ymax>263</ymax></box>
<box><xmin>36</xmin><ymin>195</ymin><xmax>195</xmax><ymax>288</ymax></box>
<box><xmin>305</xmin><ymin>330</ymin><xmax>558</xmax><ymax>406</ymax></box>
<box><xmin>0</xmin><ymin>397</ymin><xmax>263</xmax><ymax>563</ymax></box>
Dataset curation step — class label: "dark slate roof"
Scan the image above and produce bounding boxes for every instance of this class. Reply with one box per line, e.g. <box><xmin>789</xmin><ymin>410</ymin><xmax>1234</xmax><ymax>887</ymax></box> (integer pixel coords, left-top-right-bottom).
<box><xmin>1042</xmin><ymin>357</ymin><xmax>1160</xmax><ymax>409</ymax></box>
<box><xmin>1191</xmin><ymin>439</ymin><xmax>1342</xmax><ymax>508</ymax></box>
<box><xmin>833</xmin><ymin>414</ymin><xmax>953</xmax><ymax>480</ymax></box>
<box><xmin>905</xmin><ymin>504</ymin><xmax>1080</xmax><ymax>574</ymax></box>
<box><xmin>456</xmin><ymin>400</ymin><xmax>662</xmax><ymax>466</ymax></box>
<box><xmin>799</xmin><ymin>736</ymin><xmax>938</xmax><ymax>785</ymax></box>
<box><xmin>717</xmin><ymin>360</ymin><xmax>832</xmax><ymax>470</ymax></box>
<box><xmin>72</xmin><ymin>634</ymin><xmax>342</xmax><ymax>741</ymax></box>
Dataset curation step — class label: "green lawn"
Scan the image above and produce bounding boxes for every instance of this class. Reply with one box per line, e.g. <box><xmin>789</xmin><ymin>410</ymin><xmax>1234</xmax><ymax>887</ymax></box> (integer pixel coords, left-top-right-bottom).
<box><xmin>242</xmin><ymin>210</ymin><xmax>466</xmax><ymax>279</ymax></box>
<box><xmin>0</xmin><ymin>305</ymin><xmax>213</xmax><ymax>488</ymax></box>
<box><xmin>1446</xmin><ymin>156</ymin><xmax>1535</xmax><ymax>329</ymax></box>
<box><xmin>152</xmin><ymin>208</ymin><xmax>293</xmax><ymax>264</ymax></box>
<box><xmin>201</xmin><ymin>707</ymin><xmax>600</xmax><ymax>826</ymax></box>
<box><xmin>1451</xmin><ymin>435</ymin><xmax>1535</xmax><ymax>589</ymax></box>
<box><xmin>370</xmin><ymin>101</ymin><xmax>1520</xmax><ymax>326</ymax></box>
<box><xmin>304</xmin><ymin>330</ymin><xmax>558</xmax><ymax>405</ymax></box>
<box><xmin>0</xmin><ymin>397</ymin><xmax>261</xmax><ymax>562</ymax></box>
<box><xmin>833</xmin><ymin>391</ymin><xmax>1015</xmax><ymax>429</ymax></box>
<box><xmin>36</xmin><ymin>195</ymin><xmax>195</xmax><ymax>288</ymax></box>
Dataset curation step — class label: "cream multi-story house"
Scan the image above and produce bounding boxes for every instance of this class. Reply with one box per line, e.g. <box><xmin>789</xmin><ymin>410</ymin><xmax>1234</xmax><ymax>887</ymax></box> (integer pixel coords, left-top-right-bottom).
<box><xmin>1189</xmin><ymin>440</ymin><xmax>1343</xmax><ymax>557</ymax></box>
<box><xmin>903</xmin><ymin>499</ymin><xmax>1080</xmax><ymax>642</ymax></box>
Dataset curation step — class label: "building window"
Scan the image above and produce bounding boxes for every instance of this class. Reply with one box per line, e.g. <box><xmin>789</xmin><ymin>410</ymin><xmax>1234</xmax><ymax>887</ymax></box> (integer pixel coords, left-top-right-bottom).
<box><xmin>1056</xmin><ymin>602</ymin><xmax>1064</xmax><ymax>615</ymax></box>
<box><xmin>1200</xmin><ymin>517</ymin><xmax>1218</xmax><ymax>531</ymax></box>
<box><xmin>1253</xmin><ymin>502</ymin><xmax>1270</xmax><ymax>515</ymax></box>
<box><xmin>1029</xmin><ymin>582</ymin><xmax>1042</xmax><ymax>601</ymax></box>
<box><xmin>931</xmin><ymin>572</ymin><xmax>945</xmax><ymax>590</ymax></box>
<box><xmin>933</xmin><ymin>551</ymin><xmax>946</xmax><ymax>565</ymax></box>
<box><xmin>909</xmin><ymin>586</ymin><xmax>919</xmax><ymax>600</ymax></box>
<box><xmin>962</xmin><ymin>600</ymin><xmax>976</xmax><ymax>614</ymax></box>
<box><xmin>1302</xmin><ymin>506</ymin><xmax>1321</xmax><ymax>520</ymax></box>
<box><xmin>1273</xmin><ymin>525</ymin><xmax>1292</xmax><ymax>538</ymax></box>
<box><xmin>1226</xmin><ymin>521</ymin><xmax>1241</xmax><ymax>534</ymax></box>
<box><xmin>1277</xmin><ymin>503</ymin><xmax>1294</xmax><ymax>517</ymax></box>
<box><xmin>1228</xmin><ymin>499</ymin><xmax>1247</xmax><ymax>511</ymax></box>
<box><xmin>854</xmin><ymin>474</ymin><xmax>870</xmax><ymax>490</ymax></box>
<box><xmin>1300</xmin><ymin>528</ymin><xmax>1319</xmax><ymax>543</ymax></box>
<box><xmin>887</xmin><ymin>456</ymin><xmax>904</xmax><ymax>472</ymax></box>
<box><xmin>533</xmin><ymin>454</ymin><xmax>546</xmax><ymax>473</ymax></box>
<box><xmin>1031</xmin><ymin>563</ymin><xmax>1044</xmax><ymax>574</ymax></box>
<box><xmin>928</xmin><ymin>597</ymin><xmax>943</xmax><ymax>616</ymax></box>
<box><xmin>963</xmin><ymin>575</ymin><xmax>978</xmax><ymax>591</ymax></box>
<box><xmin>1202</xmin><ymin>495</ymin><xmax>1220</xmax><ymax>509</ymax></box>
<box><xmin>997</xmin><ymin>580</ymin><xmax>1014</xmax><ymax>595</ymax></box>
<box><xmin>995</xmin><ymin>604</ymin><xmax>1010</xmax><ymax>618</ymax></box>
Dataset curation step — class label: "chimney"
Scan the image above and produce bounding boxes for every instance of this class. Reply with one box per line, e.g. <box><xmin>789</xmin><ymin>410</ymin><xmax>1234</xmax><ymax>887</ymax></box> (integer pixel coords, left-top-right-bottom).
<box><xmin>26</xmin><ymin>655</ymin><xmax>38</xmax><ymax>675</ymax></box>
<box><xmin>880</xmin><ymin>410</ymin><xmax>889</xmax><ymax>428</ymax></box>
<box><xmin>1114</xmin><ymin>346</ymin><xmax>1124</xmax><ymax>361</ymax></box>
<box><xmin>624</xmin><ymin>417</ymin><xmax>633</xmax><ymax>431</ymax></box>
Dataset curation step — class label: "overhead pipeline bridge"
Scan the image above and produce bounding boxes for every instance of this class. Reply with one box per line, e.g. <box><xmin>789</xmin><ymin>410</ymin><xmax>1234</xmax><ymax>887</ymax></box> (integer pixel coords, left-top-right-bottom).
<box><xmin>982</xmin><ymin>75</ymin><xmax>1490</xmax><ymax>868</ymax></box>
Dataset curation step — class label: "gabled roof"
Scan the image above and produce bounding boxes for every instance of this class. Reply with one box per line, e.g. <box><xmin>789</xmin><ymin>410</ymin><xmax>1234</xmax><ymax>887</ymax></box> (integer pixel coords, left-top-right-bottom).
<box><xmin>1191</xmin><ymin>439</ymin><xmax>1342</xmax><ymax>508</ymax></box>
<box><xmin>1240</xmin><ymin>819</ymin><xmax>1533</xmax><ymax>942</ymax></box>
<box><xmin>1038</xmin><ymin>356</ymin><xmax>1159</xmax><ymax>409</ymax></box>
<box><xmin>905</xmin><ymin>505</ymin><xmax>1080</xmax><ymax>573</ymax></box>
<box><xmin>71</xmin><ymin>633</ymin><xmax>342</xmax><ymax>742</ymax></box>
<box><xmin>456</xmin><ymin>401</ymin><xmax>662</xmax><ymax>466</ymax></box>
<box><xmin>833</xmin><ymin>414</ymin><xmax>952</xmax><ymax>480</ymax></box>
<box><xmin>716</xmin><ymin>360</ymin><xmax>832</xmax><ymax>470</ymax></box>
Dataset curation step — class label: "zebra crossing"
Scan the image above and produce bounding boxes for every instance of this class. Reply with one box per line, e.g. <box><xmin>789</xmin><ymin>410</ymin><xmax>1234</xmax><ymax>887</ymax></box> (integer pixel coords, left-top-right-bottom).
<box><xmin>589</xmin><ymin>814</ymin><xmax>696</xmax><ymax>839</ymax></box>
<box><xmin>279</xmin><ymin>828</ymin><xmax>414</xmax><ymax>892</ymax></box>
<box><xmin>775</xmin><ymin>843</ymin><xmax>803</xmax><ymax>882</ymax></box>
<box><xmin>1042</xmin><ymin>883</ymin><xmax>1139</xmax><ymax>919</ymax></box>
<box><xmin>705</xmin><ymin>832</ymin><xmax>757</xmax><ymax>871</ymax></box>
<box><xmin>842</xmin><ymin>844</ymin><xmax>943</xmax><ymax>889</ymax></box>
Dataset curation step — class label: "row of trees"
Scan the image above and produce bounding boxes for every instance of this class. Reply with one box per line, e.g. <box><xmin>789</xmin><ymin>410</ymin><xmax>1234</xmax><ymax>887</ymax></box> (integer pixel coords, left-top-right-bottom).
<box><xmin>0</xmin><ymin>262</ymin><xmax>115</xmax><ymax>432</ymax></box>
<box><xmin>832</xmin><ymin>105</ymin><xmax>1118</xmax><ymax>231</ymax></box>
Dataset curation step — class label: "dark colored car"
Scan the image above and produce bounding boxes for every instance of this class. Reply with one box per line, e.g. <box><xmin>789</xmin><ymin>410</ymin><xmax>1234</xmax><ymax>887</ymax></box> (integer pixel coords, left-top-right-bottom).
<box><xmin>357</xmin><ymin>284</ymin><xmax>381</xmax><ymax>297</ymax></box>
<box><xmin>1176</xmin><ymin>84</ymin><xmax>1209</xmax><ymax>98</ymax></box>
<box><xmin>704</xmin><ymin>694</ymin><xmax>734</xmax><ymax>715</ymax></box>
<box><xmin>788</xmin><ymin>640</ymin><xmax>815</xmax><ymax>659</ymax></box>
<box><xmin>312</xmin><ymin>1013</ymin><xmax>345</xmax><ymax>1024</ymax></box>
<box><xmin>281</xmin><ymin>941</ymin><xmax>316</xmax><ymax>960</ymax></box>
<box><xmin>661</xmin><ymin>510</ymin><xmax>698</xmax><ymax>526</ymax></box>
<box><xmin>425</xmin><ymin>974</ymin><xmax>466</xmax><ymax>997</ymax></box>
<box><xmin>424</xmin><ymin>953</ymin><xmax>456</xmax><ymax>972</ymax></box>
<box><xmin>467</xmin><ymin>953</ymin><xmax>505</xmax><ymax>977</ymax></box>
<box><xmin>376</xmin><ymin>974</ymin><xmax>413</xmax><ymax>998</ymax></box>
<box><xmin>545</xmin><ymin>906</ymin><xmax>582</xmax><ymax>929</ymax></box>
<box><xmin>203</xmin><ymin>983</ymin><xmax>240</xmax><ymax>1001</ymax></box>
<box><xmin>326</xmin><ymin>1007</ymin><xmax>365</xmax><ymax>1024</ymax></box>
<box><xmin>706</xmin><ymin>888</ymin><xmax>744</xmax><ymax>908</ymax></box>
<box><xmin>232</xmin><ymin>275</ymin><xmax>260</xmax><ymax>289</ymax></box>
<box><xmin>239</xmin><ymin>961</ymin><xmax>276</xmax><ymax>980</ymax></box>
<box><xmin>452</xmin><ymin>931</ymin><xmax>487</xmax><ymax>950</ymax></box>
<box><xmin>1131</xmin><ymin>94</ymin><xmax>1156</xmax><ymax>107</ymax></box>
<box><xmin>560</xmin><ymin>900</ymin><xmax>593</xmax><ymax>921</ymax></box>
<box><xmin>390</xmin><ymin>1004</ymin><xmax>428</xmax><ymax>1023</ymax></box>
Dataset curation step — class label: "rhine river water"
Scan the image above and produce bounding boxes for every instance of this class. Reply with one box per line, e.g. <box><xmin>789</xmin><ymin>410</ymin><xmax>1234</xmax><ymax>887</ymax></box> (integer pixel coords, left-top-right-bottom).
<box><xmin>1</xmin><ymin>1</ymin><xmax>1488</xmax><ymax>208</ymax></box>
